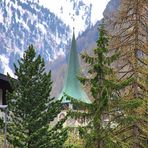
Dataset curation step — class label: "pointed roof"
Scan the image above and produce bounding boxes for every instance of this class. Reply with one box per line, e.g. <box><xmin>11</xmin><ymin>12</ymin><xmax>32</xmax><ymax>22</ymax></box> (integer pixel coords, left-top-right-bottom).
<box><xmin>58</xmin><ymin>32</ymin><xmax>91</xmax><ymax>104</ymax></box>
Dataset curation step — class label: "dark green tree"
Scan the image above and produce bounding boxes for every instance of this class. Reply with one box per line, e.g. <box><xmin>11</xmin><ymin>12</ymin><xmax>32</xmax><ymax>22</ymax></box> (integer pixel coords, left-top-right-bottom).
<box><xmin>7</xmin><ymin>45</ymin><xmax>67</xmax><ymax>148</ymax></box>
<box><xmin>68</xmin><ymin>25</ymin><xmax>133</xmax><ymax>148</ymax></box>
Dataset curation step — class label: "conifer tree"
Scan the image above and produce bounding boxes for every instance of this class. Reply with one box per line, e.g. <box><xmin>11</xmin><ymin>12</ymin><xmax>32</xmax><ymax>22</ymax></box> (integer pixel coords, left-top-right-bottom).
<box><xmin>7</xmin><ymin>45</ymin><xmax>67</xmax><ymax>148</ymax></box>
<box><xmin>68</xmin><ymin>26</ymin><xmax>132</xmax><ymax>148</ymax></box>
<box><xmin>105</xmin><ymin>0</ymin><xmax>148</xmax><ymax>147</ymax></box>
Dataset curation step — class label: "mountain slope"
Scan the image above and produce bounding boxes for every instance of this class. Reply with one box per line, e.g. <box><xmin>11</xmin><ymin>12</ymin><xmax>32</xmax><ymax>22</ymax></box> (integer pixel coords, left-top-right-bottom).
<box><xmin>0</xmin><ymin>0</ymin><xmax>70</xmax><ymax>75</ymax></box>
<box><xmin>0</xmin><ymin>0</ymin><xmax>109</xmax><ymax>76</ymax></box>
<box><xmin>38</xmin><ymin>0</ymin><xmax>110</xmax><ymax>37</ymax></box>
<box><xmin>0</xmin><ymin>0</ymin><xmax>118</xmax><ymax>97</ymax></box>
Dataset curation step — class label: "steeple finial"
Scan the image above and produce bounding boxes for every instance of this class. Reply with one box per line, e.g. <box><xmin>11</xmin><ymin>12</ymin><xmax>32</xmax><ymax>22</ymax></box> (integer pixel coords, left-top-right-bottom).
<box><xmin>73</xmin><ymin>27</ymin><xmax>75</xmax><ymax>33</ymax></box>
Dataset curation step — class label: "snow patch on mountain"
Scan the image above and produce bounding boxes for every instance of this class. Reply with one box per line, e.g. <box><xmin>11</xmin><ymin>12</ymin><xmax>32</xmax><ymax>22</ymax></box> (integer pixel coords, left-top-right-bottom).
<box><xmin>0</xmin><ymin>9</ymin><xmax>3</xmax><ymax>23</ymax></box>
<box><xmin>38</xmin><ymin>0</ymin><xmax>110</xmax><ymax>37</ymax></box>
<box><xmin>0</xmin><ymin>54</ymin><xmax>14</xmax><ymax>77</ymax></box>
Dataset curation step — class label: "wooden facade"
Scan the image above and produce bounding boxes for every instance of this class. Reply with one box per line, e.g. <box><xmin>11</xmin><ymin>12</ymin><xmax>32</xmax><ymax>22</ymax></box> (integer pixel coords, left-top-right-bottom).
<box><xmin>0</xmin><ymin>73</ymin><xmax>11</xmax><ymax>105</ymax></box>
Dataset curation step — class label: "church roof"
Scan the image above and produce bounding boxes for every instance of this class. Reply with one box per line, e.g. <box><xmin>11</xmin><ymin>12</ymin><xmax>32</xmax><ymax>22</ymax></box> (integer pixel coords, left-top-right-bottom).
<box><xmin>58</xmin><ymin>32</ymin><xmax>91</xmax><ymax>104</ymax></box>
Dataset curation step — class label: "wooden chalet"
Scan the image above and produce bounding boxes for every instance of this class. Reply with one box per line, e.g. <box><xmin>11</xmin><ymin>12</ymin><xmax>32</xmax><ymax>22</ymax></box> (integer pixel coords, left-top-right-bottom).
<box><xmin>0</xmin><ymin>73</ymin><xmax>11</xmax><ymax>105</ymax></box>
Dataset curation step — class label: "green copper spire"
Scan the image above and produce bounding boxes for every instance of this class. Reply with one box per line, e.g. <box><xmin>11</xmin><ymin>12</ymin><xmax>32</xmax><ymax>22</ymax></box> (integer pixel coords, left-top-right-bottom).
<box><xmin>59</xmin><ymin>32</ymin><xmax>91</xmax><ymax>104</ymax></box>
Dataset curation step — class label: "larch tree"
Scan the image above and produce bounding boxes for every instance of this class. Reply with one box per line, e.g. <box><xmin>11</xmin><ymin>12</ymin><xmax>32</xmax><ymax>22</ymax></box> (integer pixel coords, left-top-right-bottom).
<box><xmin>7</xmin><ymin>45</ymin><xmax>67</xmax><ymax>148</ymax></box>
<box><xmin>68</xmin><ymin>25</ymin><xmax>132</xmax><ymax>148</ymax></box>
<box><xmin>104</xmin><ymin>0</ymin><xmax>148</xmax><ymax>147</ymax></box>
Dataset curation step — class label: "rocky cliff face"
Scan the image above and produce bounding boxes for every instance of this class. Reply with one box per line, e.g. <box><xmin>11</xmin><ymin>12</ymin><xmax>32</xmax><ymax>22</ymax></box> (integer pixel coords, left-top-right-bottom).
<box><xmin>77</xmin><ymin>0</ymin><xmax>120</xmax><ymax>53</ymax></box>
<box><xmin>103</xmin><ymin>0</ymin><xmax>120</xmax><ymax>18</ymax></box>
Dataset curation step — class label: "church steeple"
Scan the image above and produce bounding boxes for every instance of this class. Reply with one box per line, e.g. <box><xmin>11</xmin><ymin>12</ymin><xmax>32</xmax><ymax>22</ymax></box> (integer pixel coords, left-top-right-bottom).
<box><xmin>58</xmin><ymin>31</ymin><xmax>91</xmax><ymax>104</ymax></box>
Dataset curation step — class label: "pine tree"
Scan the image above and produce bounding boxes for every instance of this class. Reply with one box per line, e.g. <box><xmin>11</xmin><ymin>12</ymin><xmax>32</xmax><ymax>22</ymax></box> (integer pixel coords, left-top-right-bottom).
<box><xmin>7</xmin><ymin>45</ymin><xmax>67</xmax><ymax>148</ymax></box>
<box><xmin>104</xmin><ymin>0</ymin><xmax>148</xmax><ymax>147</ymax></box>
<box><xmin>68</xmin><ymin>25</ymin><xmax>132</xmax><ymax>148</ymax></box>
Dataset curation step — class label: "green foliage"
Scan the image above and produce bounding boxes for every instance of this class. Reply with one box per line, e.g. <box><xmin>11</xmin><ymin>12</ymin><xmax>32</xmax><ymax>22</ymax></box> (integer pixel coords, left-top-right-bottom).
<box><xmin>0</xmin><ymin>118</ymin><xmax>3</xmax><ymax>129</ymax></box>
<box><xmin>64</xmin><ymin>127</ymin><xmax>84</xmax><ymax>148</ymax></box>
<box><xmin>68</xmin><ymin>25</ymin><xmax>133</xmax><ymax>148</ymax></box>
<box><xmin>7</xmin><ymin>45</ymin><xmax>67</xmax><ymax>148</ymax></box>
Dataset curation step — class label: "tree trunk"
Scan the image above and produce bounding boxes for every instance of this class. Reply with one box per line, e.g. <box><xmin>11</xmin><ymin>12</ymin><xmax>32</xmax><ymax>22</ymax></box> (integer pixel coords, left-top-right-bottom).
<box><xmin>133</xmin><ymin>124</ymin><xmax>139</xmax><ymax>148</ymax></box>
<box><xmin>96</xmin><ymin>140</ymin><xmax>101</xmax><ymax>148</ymax></box>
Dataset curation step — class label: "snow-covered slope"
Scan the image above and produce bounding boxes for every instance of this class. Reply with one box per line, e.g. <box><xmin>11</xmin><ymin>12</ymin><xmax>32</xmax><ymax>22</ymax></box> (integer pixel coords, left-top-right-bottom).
<box><xmin>0</xmin><ymin>0</ymin><xmax>110</xmax><ymax>76</ymax></box>
<box><xmin>39</xmin><ymin>0</ymin><xmax>110</xmax><ymax>37</ymax></box>
<box><xmin>0</xmin><ymin>0</ymin><xmax>70</xmax><ymax>76</ymax></box>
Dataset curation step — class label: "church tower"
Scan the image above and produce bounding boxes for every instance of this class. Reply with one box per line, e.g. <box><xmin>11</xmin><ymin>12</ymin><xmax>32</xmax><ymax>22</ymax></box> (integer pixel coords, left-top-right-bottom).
<box><xmin>58</xmin><ymin>31</ymin><xmax>91</xmax><ymax>106</ymax></box>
